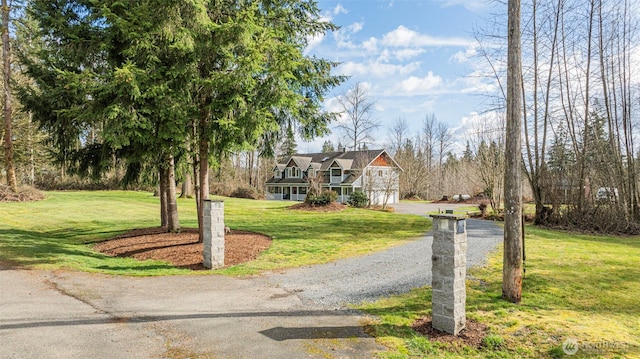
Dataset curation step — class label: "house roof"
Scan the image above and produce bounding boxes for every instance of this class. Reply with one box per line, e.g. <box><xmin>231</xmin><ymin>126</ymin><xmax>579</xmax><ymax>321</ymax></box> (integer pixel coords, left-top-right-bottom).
<box><xmin>266</xmin><ymin>149</ymin><xmax>402</xmax><ymax>186</ymax></box>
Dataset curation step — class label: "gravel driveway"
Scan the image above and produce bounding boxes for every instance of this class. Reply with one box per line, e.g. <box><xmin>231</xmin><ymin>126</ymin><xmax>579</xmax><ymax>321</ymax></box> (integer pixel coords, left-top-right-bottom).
<box><xmin>268</xmin><ymin>202</ymin><xmax>503</xmax><ymax>308</ymax></box>
<box><xmin>1</xmin><ymin>202</ymin><xmax>503</xmax><ymax>359</ymax></box>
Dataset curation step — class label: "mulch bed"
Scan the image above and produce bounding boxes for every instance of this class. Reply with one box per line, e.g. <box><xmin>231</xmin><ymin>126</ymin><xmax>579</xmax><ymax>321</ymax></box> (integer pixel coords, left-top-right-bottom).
<box><xmin>411</xmin><ymin>316</ymin><xmax>488</xmax><ymax>349</ymax></box>
<box><xmin>93</xmin><ymin>227</ymin><xmax>272</xmax><ymax>270</ymax></box>
<box><xmin>287</xmin><ymin>202</ymin><xmax>347</xmax><ymax>212</ymax></box>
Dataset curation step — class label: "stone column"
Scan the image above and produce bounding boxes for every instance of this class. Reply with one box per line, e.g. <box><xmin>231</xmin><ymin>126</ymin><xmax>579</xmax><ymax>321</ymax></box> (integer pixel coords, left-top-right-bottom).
<box><xmin>430</xmin><ymin>214</ymin><xmax>467</xmax><ymax>335</ymax></box>
<box><xmin>203</xmin><ymin>200</ymin><xmax>225</xmax><ymax>269</ymax></box>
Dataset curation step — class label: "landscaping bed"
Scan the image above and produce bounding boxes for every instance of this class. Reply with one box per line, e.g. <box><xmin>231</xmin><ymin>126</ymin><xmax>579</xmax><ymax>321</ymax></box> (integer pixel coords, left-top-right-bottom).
<box><xmin>94</xmin><ymin>227</ymin><xmax>271</xmax><ymax>270</ymax></box>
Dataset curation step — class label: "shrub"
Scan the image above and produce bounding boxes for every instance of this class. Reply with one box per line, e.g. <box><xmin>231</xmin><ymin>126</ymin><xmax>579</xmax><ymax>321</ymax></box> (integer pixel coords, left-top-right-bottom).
<box><xmin>230</xmin><ymin>187</ymin><xmax>260</xmax><ymax>200</ymax></box>
<box><xmin>305</xmin><ymin>190</ymin><xmax>337</xmax><ymax>206</ymax></box>
<box><xmin>348</xmin><ymin>191</ymin><xmax>369</xmax><ymax>208</ymax></box>
<box><xmin>478</xmin><ymin>201</ymin><xmax>489</xmax><ymax>217</ymax></box>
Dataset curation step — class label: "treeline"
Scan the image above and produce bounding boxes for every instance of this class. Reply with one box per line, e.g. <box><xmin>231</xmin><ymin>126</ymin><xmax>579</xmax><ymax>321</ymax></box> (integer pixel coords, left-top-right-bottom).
<box><xmin>480</xmin><ymin>0</ymin><xmax>640</xmax><ymax>233</ymax></box>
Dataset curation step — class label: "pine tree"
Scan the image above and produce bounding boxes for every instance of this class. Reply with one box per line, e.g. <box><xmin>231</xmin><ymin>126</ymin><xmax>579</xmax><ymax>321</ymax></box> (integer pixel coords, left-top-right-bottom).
<box><xmin>321</xmin><ymin>140</ymin><xmax>334</xmax><ymax>153</ymax></box>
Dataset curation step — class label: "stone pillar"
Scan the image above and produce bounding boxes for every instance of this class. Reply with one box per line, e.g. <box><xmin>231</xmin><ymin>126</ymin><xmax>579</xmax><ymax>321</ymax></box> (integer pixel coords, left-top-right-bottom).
<box><xmin>203</xmin><ymin>200</ymin><xmax>225</xmax><ymax>269</ymax></box>
<box><xmin>430</xmin><ymin>214</ymin><xmax>467</xmax><ymax>335</ymax></box>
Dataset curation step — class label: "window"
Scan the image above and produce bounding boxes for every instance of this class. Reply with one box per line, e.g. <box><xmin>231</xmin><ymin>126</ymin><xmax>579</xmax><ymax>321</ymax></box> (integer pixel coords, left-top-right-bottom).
<box><xmin>288</xmin><ymin>167</ymin><xmax>300</xmax><ymax>178</ymax></box>
<box><xmin>275</xmin><ymin>170</ymin><xmax>281</xmax><ymax>178</ymax></box>
<box><xmin>331</xmin><ymin>168</ymin><xmax>341</xmax><ymax>177</ymax></box>
<box><xmin>378</xmin><ymin>169</ymin><xmax>383</xmax><ymax>177</ymax></box>
<box><xmin>300</xmin><ymin>187</ymin><xmax>307</xmax><ymax>194</ymax></box>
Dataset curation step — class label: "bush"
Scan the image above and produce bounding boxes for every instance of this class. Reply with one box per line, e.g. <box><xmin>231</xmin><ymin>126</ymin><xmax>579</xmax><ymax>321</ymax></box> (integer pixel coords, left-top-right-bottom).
<box><xmin>478</xmin><ymin>201</ymin><xmax>489</xmax><ymax>217</ymax></box>
<box><xmin>348</xmin><ymin>191</ymin><xmax>369</xmax><ymax>208</ymax></box>
<box><xmin>230</xmin><ymin>187</ymin><xmax>260</xmax><ymax>200</ymax></box>
<box><xmin>305</xmin><ymin>190</ymin><xmax>337</xmax><ymax>206</ymax></box>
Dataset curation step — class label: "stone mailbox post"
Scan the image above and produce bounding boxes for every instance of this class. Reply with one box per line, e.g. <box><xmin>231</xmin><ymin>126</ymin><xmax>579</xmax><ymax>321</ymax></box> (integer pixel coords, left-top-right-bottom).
<box><xmin>203</xmin><ymin>200</ymin><xmax>225</xmax><ymax>269</ymax></box>
<box><xmin>429</xmin><ymin>214</ymin><xmax>467</xmax><ymax>335</ymax></box>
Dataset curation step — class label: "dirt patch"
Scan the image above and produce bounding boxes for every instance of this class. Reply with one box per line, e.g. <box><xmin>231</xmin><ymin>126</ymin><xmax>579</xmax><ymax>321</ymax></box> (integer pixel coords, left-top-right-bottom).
<box><xmin>0</xmin><ymin>185</ymin><xmax>45</xmax><ymax>202</ymax></box>
<box><xmin>93</xmin><ymin>227</ymin><xmax>272</xmax><ymax>270</ymax></box>
<box><xmin>288</xmin><ymin>202</ymin><xmax>347</xmax><ymax>212</ymax></box>
<box><xmin>411</xmin><ymin>316</ymin><xmax>488</xmax><ymax>349</ymax></box>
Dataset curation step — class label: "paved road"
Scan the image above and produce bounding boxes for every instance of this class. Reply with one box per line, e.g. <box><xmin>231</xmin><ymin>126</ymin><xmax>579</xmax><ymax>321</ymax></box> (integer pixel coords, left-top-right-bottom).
<box><xmin>0</xmin><ymin>202</ymin><xmax>502</xmax><ymax>359</ymax></box>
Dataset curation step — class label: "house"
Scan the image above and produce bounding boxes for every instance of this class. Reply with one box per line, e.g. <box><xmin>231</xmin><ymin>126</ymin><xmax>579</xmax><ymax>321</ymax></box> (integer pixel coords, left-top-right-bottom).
<box><xmin>266</xmin><ymin>149</ymin><xmax>403</xmax><ymax>205</ymax></box>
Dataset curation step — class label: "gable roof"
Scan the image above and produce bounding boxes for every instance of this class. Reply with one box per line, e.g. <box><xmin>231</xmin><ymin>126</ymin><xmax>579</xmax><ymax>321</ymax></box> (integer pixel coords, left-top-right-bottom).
<box><xmin>277</xmin><ymin>149</ymin><xmax>401</xmax><ymax>172</ymax></box>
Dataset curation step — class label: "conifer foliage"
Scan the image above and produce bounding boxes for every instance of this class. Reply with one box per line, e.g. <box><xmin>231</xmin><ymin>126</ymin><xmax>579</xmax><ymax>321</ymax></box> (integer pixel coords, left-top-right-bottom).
<box><xmin>18</xmin><ymin>0</ymin><xmax>344</xmax><ymax>236</ymax></box>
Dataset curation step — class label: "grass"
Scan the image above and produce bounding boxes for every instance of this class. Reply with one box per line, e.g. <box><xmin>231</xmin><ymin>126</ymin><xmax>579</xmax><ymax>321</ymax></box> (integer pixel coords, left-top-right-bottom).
<box><xmin>0</xmin><ymin>191</ymin><xmax>429</xmax><ymax>276</ymax></box>
<box><xmin>358</xmin><ymin>225</ymin><xmax>640</xmax><ymax>358</ymax></box>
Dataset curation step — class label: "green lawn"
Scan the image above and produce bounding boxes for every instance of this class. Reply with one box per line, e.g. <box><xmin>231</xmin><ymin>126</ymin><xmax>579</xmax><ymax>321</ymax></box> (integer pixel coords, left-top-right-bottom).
<box><xmin>358</xmin><ymin>226</ymin><xmax>640</xmax><ymax>358</ymax></box>
<box><xmin>0</xmin><ymin>191</ymin><xmax>429</xmax><ymax>276</ymax></box>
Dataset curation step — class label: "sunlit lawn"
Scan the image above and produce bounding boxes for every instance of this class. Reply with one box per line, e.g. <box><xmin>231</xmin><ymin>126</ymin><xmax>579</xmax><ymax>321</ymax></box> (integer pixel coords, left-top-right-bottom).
<box><xmin>358</xmin><ymin>226</ymin><xmax>640</xmax><ymax>358</ymax></box>
<box><xmin>0</xmin><ymin>191</ymin><xmax>429</xmax><ymax>276</ymax></box>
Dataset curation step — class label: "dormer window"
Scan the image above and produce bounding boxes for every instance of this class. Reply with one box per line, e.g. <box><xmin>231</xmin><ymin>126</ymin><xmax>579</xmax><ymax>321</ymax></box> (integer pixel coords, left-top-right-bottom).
<box><xmin>288</xmin><ymin>167</ymin><xmax>300</xmax><ymax>178</ymax></box>
<box><xmin>275</xmin><ymin>169</ymin><xmax>281</xmax><ymax>179</ymax></box>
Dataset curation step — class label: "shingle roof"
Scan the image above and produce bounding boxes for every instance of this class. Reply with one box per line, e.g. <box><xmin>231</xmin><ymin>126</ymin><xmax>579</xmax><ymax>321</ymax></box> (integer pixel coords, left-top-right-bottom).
<box><xmin>266</xmin><ymin>149</ymin><xmax>400</xmax><ymax>186</ymax></box>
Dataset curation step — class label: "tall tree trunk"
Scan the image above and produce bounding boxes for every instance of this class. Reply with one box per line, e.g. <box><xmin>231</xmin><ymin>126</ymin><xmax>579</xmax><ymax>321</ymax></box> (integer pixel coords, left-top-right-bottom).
<box><xmin>2</xmin><ymin>0</ymin><xmax>17</xmax><ymax>192</ymax></box>
<box><xmin>503</xmin><ymin>0</ymin><xmax>523</xmax><ymax>304</ymax></box>
<box><xmin>159</xmin><ymin>170</ymin><xmax>168</xmax><ymax>227</ymax></box>
<box><xmin>197</xmin><ymin>113</ymin><xmax>210</xmax><ymax>242</ymax></box>
<box><xmin>165</xmin><ymin>153</ymin><xmax>180</xmax><ymax>232</ymax></box>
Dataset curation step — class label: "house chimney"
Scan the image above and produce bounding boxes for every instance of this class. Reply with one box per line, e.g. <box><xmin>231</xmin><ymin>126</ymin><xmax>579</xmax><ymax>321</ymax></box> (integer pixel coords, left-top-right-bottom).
<box><xmin>342</xmin><ymin>147</ymin><xmax>347</xmax><ymax>153</ymax></box>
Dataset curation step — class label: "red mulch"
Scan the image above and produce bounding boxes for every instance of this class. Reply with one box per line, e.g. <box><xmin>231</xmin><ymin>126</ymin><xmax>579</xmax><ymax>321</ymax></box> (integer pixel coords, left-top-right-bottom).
<box><xmin>93</xmin><ymin>227</ymin><xmax>272</xmax><ymax>270</ymax></box>
<box><xmin>288</xmin><ymin>202</ymin><xmax>347</xmax><ymax>212</ymax></box>
<box><xmin>411</xmin><ymin>316</ymin><xmax>488</xmax><ymax>349</ymax></box>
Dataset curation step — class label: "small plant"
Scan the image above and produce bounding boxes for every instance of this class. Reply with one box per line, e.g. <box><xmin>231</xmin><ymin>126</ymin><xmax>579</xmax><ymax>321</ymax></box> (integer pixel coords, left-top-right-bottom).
<box><xmin>348</xmin><ymin>190</ymin><xmax>368</xmax><ymax>208</ymax></box>
<box><xmin>482</xmin><ymin>334</ymin><xmax>504</xmax><ymax>350</ymax></box>
<box><xmin>478</xmin><ymin>201</ymin><xmax>489</xmax><ymax>217</ymax></box>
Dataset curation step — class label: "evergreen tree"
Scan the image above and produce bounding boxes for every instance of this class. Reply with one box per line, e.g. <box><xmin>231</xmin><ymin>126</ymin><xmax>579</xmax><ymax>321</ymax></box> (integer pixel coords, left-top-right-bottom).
<box><xmin>279</xmin><ymin>121</ymin><xmax>297</xmax><ymax>160</ymax></box>
<box><xmin>321</xmin><ymin>140</ymin><xmax>334</xmax><ymax>153</ymax></box>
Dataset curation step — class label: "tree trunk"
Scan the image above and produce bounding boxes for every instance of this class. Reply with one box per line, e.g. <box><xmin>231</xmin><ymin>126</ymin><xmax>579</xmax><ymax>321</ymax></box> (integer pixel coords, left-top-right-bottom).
<box><xmin>180</xmin><ymin>171</ymin><xmax>192</xmax><ymax>198</ymax></box>
<box><xmin>165</xmin><ymin>153</ymin><xmax>180</xmax><ymax>232</ymax></box>
<box><xmin>159</xmin><ymin>170</ymin><xmax>168</xmax><ymax>228</ymax></box>
<box><xmin>2</xmin><ymin>0</ymin><xmax>17</xmax><ymax>192</ymax></box>
<box><xmin>503</xmin><ymin>0</ymin><xmax>523</xmax><ymax>304</ymax></box>
<box><xmin>197</xmin><ymin>115</ymin><xmax>210</xmax><ymax>242</ymax></box>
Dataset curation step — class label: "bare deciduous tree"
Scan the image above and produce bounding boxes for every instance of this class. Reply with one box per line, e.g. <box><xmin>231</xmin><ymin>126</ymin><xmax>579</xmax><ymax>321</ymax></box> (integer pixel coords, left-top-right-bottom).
<box><xmin>335</xmin><ymin>82</ymin><xmax>380</xmax><ymax>151</ymax></box>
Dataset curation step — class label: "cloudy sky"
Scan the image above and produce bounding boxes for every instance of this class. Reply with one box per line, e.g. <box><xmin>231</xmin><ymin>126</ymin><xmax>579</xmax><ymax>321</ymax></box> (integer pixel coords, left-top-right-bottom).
<box><xmin>299</xmin><ymin>0</ymin><xmax>505</xmax><ymax>153</ymax></box>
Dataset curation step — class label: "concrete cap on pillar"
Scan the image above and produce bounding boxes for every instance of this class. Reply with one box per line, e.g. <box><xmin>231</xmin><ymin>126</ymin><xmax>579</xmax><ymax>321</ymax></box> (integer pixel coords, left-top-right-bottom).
<box><xmin>429</xmin><ymin>214</ymin><xmax>466</xmax><ymax>220</ymax></box>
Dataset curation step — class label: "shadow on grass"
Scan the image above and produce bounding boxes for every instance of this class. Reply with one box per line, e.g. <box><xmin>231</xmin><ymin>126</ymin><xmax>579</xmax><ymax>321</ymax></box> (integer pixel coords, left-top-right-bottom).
<box><xmin>0</xmin><ymin>228</ymin><xmax>178</xmax><ymax>272</ymax></box>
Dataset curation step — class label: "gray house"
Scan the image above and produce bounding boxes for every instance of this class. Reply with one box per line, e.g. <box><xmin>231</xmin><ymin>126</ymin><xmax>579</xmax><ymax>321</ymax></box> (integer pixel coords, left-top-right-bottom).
<box><xmin>266</xmin><ymin>149</ymin><xmax>402</xmax><ymax>205</ymax></box>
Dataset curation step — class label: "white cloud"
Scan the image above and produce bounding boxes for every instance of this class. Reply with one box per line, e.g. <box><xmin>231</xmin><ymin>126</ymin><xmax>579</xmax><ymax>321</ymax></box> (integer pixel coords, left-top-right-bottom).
<box><xmin>377</xmin><ymin>49</ymin><xmax>391</xmax><ymax>62</ymax></box>
<box><xmin>348</xmin><ymin>22</ymin><xmax>364</xmax><ymax>33</ymax></box>
<box><xmin>435</xmin><ymin>0</ymin><xmax>490</xmax><ymax>13</ymax></box>
<box><xmin>333</xmin><ymin>21</ymin><xmax>366</xmax><ymax>49</ymax></box>
<box><xmin>336</xmin><ymin>61</ymin><xmax>421</xmax><ymax>78</ymax></box>
<box><xmin>451</xmin><ymin>110</ymin><xmax>505</xmax><ymax>144</ymax></box>
<box><xmin>362</xmin><ymin>37</ymin><xmax>378</xmax><ymax>53</ymax></box>
<box><xmin>333</xmin><ymin>4</ymin><xmax>348</xmax><ymax>15</ymax></box>
<box><xmin>393</xmin><ymin>48</ymin><xmax>426</xmax><ymax>61</ymax></box>
<box><xmin>304</xmin><ymin>33</ymin><xmax>326</xmax><ymax>55</ymax></box>
<box><xmin>389</xmin><ymin>72</ymin><xmax>443</xmax><ymax>95</ymax></box>
<box><xmin>451</xmin><ymin>47</ymin><xmax>478</xmax><ymax>63</ymax></box>
<box><xmin>381</xmin><ymin>25</ymin><xmax>475</xmax><ymax>48</ymax></box>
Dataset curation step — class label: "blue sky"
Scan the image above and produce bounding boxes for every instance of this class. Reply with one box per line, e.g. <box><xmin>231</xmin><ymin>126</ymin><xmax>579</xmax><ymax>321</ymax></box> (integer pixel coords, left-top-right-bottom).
<box><xmin>300</xmin><ymin>0</ymin><xmax>504</xmax><ymax>153</ymax></box>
